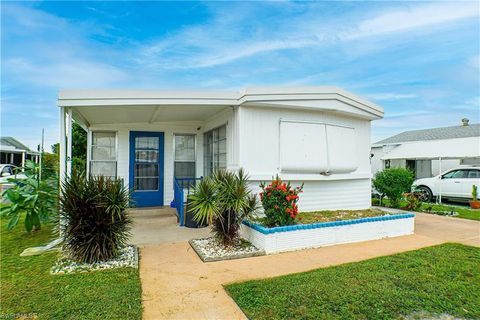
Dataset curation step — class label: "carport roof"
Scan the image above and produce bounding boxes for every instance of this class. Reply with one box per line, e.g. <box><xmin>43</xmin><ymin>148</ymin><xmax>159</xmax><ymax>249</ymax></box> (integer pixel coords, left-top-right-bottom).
<box><xmin>57</xmin><ymin>86</ymin><xmax>384</xmax><ymax>125</ymax></box>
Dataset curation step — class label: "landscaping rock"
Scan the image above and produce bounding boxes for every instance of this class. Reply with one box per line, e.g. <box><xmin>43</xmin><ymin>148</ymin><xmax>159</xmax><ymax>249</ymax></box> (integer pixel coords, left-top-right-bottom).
<box><xmin>189</xmin><ymin>237</ymin><xmax>265</xmax><ymax>262</ymax></box>
<box><xmin>51</xmin><ymin>245</ymin><xmax>138</xmax><ymax>275</ymax></box>
<box><xmin>20</xmin><ymin>238</ymin><xmax>62</xmax><ymax>256</ymax></box>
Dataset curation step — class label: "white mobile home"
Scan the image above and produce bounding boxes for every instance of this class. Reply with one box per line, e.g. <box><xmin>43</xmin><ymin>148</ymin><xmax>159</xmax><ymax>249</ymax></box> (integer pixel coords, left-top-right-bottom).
<box><xmin>58</xmin><ymin>87</ymin><xmax>383</xmax><ymax>213</ymax></box>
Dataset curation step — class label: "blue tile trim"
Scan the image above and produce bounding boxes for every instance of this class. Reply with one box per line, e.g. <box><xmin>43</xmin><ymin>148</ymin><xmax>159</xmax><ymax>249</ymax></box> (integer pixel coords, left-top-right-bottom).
<box><xmin>242</xmin><ymin>213</ymin><xmax>415</xmax><ymax>235</ymax></box>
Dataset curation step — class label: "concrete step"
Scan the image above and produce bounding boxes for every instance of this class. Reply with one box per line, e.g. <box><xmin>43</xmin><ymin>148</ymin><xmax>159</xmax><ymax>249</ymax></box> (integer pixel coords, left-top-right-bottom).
<box><xmin>133</xmin><ymin>214</ymin><xmax>178</xmax><ymax>225</ymax></box>
<box><xmin>128</xmin><ymin>207</ymin><xmax>177</xmax><ymax>218</ymax></box>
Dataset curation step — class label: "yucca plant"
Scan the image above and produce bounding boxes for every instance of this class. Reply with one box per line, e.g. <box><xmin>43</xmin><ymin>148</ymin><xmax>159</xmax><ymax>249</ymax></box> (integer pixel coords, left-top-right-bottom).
<box><xmin>59</xmin><ymin>171</ymin><xmax>132</xmax><ymax>263</ymax></box>
<box><xmin>188</xmin><ymin>169</ymin><xmax>257</xmax><ymax>246</ymax></box>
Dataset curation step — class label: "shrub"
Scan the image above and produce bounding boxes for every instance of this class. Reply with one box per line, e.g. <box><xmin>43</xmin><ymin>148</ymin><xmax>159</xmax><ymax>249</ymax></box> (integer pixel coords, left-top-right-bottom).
<box><xmin>259</xmin><ymin>176</ymin><xmax>304</xmax><ymax>227</ymax></box>
<box><xmin>403</xmin><ymin>192</ymin><xmax>422</xmax><ymax>211</ymax></box>
<box><xmin>59</xmin><ymin>171</ymin><xmax>132</xmax><ymax>263</ymax></box>
<box><xmin>0</xmin><ymin>160</ymin><xmax>57</xmax><ymax>232</ymax></box>
<box><xmin>188</xmin><ymin>169</ymin><xmax>257</xmax><ymax>246</ymax></box>
<box><xmin>373</xmin><ymin>168</ymin><xmax>414</xmax><ymax>208</ymax></box>
<box><xmin>472</xmin><ymin>185</ymin><xmax>478</xmax><ymax>201</ymax></box>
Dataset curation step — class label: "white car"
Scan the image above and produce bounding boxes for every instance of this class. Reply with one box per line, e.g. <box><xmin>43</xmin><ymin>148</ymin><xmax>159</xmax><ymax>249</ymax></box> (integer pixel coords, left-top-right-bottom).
<box><xmin>0</xmin><ymin>164</ymin><xmax>27</xmax><ymax>184</ymax></box>
<box><xmin>413</xmin><ymin>167</ymin><xmax>480</xmax><ymax>203</ymax></box>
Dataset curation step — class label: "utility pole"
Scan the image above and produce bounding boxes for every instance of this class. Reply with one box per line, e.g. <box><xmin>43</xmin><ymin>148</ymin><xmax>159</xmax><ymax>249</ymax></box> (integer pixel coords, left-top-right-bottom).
<box><xmin>39</xmin><ymin>128</ymin><xmax>45</xmax><ymax>180</ymax></box>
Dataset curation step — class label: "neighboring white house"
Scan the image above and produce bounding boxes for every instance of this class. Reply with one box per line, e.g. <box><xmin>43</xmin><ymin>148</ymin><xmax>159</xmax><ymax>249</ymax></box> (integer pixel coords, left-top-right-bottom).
<box><xmin>57</xmin><ymin>87</ymin><xmax>383</xmax><ymax>212</ymax></box>
<box><xmin>371</xmin><ymin>119</ymin><xmax>480</xmax><ymax>179</ymax></box>
<box><xmin>0</xmin><ymin>136</ymin><xmax>39</xmax><ymax>167</ymax></box>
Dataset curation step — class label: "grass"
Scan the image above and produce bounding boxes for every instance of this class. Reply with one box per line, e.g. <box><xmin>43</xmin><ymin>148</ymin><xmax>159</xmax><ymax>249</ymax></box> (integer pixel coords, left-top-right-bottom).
<box><xmin>372</xmin><ymin>198</ymin><xmax>480</xmax><ymax>221</ymax></box>
<box><xmin>0</xmin><ymin>218</ymin><xmax>143</xmax><ymax>319</ymax></box>
<box><xmin>225</xmin><ymin>243</ymin><xmax>480</xmax><ymax>320</ymax></box>
<box><xmin>295</xmin><ymin>208</ymin><xmax>391</xmax><ymax>224</ymax></box>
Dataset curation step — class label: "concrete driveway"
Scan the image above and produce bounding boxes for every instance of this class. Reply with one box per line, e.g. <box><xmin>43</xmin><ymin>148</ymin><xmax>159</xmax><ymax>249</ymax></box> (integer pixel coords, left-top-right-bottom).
<box><xmin>139</xmin><ymin>212</ymin><xmax>479</xmax><ymax>320</ymax></box>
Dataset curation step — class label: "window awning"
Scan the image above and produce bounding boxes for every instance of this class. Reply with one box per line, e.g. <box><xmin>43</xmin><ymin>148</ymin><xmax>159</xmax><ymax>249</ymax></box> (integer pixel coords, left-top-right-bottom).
<box><xmin>381</xmin><ymin>137</ymin><xmax>480</xmax><ymax>160</ymax></box>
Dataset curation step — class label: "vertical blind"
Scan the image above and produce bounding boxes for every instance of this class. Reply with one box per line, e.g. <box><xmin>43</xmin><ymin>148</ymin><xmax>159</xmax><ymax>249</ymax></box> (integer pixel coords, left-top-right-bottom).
<box><xmin>204</xmin><ymin>125</ymin><xmax>227</xmax><ymax>176</ymax></box>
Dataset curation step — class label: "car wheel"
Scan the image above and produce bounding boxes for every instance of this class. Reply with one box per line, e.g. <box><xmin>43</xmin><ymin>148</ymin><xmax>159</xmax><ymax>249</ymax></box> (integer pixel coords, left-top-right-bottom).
<box><xmin>417</xmin><ymin>186</ymin><xmax>432</xmax><ymax>202</ymax></box>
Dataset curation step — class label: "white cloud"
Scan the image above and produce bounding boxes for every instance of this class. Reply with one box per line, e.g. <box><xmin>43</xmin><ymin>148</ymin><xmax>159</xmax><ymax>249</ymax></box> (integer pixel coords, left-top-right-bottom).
<box><xmin>344</xmin><ymin>2</ymin><xmax>479</xmax><ymax>40</ymax></box>
<box><xmin>365</xmin><ymin>93</ymin><xmax>418</xmax><ymax>101</ymax></box>
<box><xmin>6</xmin><ymin>58</ymin><xmax>127</xmax><ymax>88</ymax></box>
<box><xmin>138</xmin><ymin>2</ymin><xmax>480</xmax><ymax>69</ymax></box>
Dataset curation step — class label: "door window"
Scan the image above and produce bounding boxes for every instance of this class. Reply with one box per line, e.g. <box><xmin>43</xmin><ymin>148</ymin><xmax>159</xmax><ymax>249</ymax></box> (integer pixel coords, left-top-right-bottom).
<box><xmin>134</xmin><ymin>137</ymin><xmax>159</xmax><ymax>191</ymax></box>
<box><xmin>467</xmin><ymin>170</ymin><xmax>480</xmax><ymax>178</ymax></box>
<box><xmin>442</xmin><ymin>170</ymin><xmax>467</xmax><ymax>179</ymax></box>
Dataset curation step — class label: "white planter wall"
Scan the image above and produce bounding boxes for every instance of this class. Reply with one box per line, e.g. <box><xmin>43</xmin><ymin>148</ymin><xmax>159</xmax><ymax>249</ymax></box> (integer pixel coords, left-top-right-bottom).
<box><xmin>240</xmin><ymin>213</ymin><xmax>415</xmax><ymax>254</ymax></box>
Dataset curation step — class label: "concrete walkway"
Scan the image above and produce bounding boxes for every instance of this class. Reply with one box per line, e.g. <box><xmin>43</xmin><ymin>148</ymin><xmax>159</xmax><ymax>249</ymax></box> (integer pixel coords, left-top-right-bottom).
<box><xmin>139</xmin><ymin>213</ymin><xmax>480</xmax><ymax>320</ymax></box>
<box><xmin>129</xmin><ymin>207</ymin><xmax>210</xmax><ymax>246</ymax></box>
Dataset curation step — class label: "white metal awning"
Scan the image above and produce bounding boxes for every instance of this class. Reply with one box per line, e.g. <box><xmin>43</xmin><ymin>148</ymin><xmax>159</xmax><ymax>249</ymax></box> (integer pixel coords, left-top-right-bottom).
<box><xmin>381</xmin><ymin>137</ymin><xmax>480</xmax><ymax>160</ymax></box>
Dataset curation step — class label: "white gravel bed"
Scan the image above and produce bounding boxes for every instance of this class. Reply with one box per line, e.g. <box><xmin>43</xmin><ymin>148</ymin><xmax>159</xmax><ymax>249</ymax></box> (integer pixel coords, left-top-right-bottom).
<box><xmin>190</xmin><ymin>237</ymin><xmax>265</xmax><ymax>262</ymax></box>
<box><xmin>51</xmin><ymin>245</ymin><xmax>138</xmax><ymax>275</ymax></box>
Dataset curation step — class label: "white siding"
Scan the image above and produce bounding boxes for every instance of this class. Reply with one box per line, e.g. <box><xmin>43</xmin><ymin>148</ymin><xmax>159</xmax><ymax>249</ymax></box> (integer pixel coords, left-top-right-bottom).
<box><xmin>249</xmin><ymin>178</ymin><xmax>371</xmax><ymax>211</ymax></box>
<box><xmin>238</xmin><ymin>106</ymin><xmax>372</xmax><ymax>178</ymax></box>
<box><xmin>237</xmin><ymin>105</ymin><xmax>373</xmax><ymax>211</ymax></box>
<box><xmin>88</xmin><ymin>122</ymin><xmax>204</xmax><ymax>205</ymax></box>
<box><xmin>88</xmin><ymin>106</ymin><xmax>373</xmax><ymax>211</ymax></box>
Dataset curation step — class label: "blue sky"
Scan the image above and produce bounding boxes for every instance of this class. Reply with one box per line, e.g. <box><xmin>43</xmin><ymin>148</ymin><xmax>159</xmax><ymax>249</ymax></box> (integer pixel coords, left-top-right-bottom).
<box><xmin>1</xmin><ymin>1</ymin><xmax>479</xmax><ymax>150</ymax></box>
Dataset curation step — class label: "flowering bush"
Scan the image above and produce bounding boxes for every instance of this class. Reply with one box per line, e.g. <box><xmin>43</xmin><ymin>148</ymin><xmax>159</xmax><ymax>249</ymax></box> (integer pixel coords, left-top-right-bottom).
<box><xmin>259</xmin><ymin>176</ymin><xmax>304</xmax><ymax>227</ymax></box>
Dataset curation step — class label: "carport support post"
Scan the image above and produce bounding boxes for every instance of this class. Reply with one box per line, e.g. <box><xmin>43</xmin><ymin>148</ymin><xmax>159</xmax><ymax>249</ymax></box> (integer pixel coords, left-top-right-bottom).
<box><xmin>59</xmin><ymin>107</ymin><xmax>73</xmax><ymax>185</ymax></box>
<box><xmin>59</xmin><ymin>107</ymin><xmax>72</xmax><ymax>240</ymax></box>
<box><xmin>21</xmin><ymin>152</ymin><xmax>25</xmax><ymax>170</ymax></box>
<box><xmin>66</xmin><ymin>108</ymin><xmax>73</xmax><ymax>177</ymax></box>
<box><xmin>437</xmin><ymin>156</ymin><xmax>442</xmax><ymax>204</ymax></box>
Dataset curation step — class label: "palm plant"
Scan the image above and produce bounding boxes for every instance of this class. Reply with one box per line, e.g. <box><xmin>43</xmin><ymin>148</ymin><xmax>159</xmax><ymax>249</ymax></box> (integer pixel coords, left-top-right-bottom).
<box><xmin>59</xmin><ymin>171</ymin><xmax>132</xmax><ymax>263</ymax></box>
<box><xmin>188</xmin><ymin>169</ymin><xmax>257</xmax><ymax>246</ymax></box>
<box><xmin>0</xmin><ymin>160</ymin><xmax>57</xmax><ymax>232</ymax></box>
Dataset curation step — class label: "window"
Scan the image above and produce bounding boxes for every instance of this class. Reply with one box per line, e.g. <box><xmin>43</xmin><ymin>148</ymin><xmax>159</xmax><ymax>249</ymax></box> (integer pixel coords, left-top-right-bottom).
<box><xmin>442</xmin><ymin>170</ymin><xmax>467</xmax><ymax>179</ymax></box>
<box><xmin>174</xmin><ymin>134</ymin><xmax>196</xmax><ymax>180</ymax></box>
<box><xmin>279</xmin><ymin>121</ymin><xmax>357</xmax><ymax>174</ymax></box>
<box><xmin>204</xmin><ymin>125</ymin><xmax>226</xmax><ymax>176</ymax></box>
<box><xmin>385</xmin><ymin>160</ymin><xmax>391</xmax><ymax>169</ymax></box>
<box><xmin>1</xmin><ymin>165</ymin><xmax>13</xmax><ymax>176</ymax></box>
<box><xmin>90</xmin><ymin>132</ymin><xmax>116</xmax><ymax>179</ymax></box>
<box><xmin>467</xmin><ymin>169</ymin><xmax>480</xmax><ymax>178</ymax></box>
<box><xmin>134</xmin><ymin>136</ymin><xmax>159</xmax><ymax>191</ymax></box>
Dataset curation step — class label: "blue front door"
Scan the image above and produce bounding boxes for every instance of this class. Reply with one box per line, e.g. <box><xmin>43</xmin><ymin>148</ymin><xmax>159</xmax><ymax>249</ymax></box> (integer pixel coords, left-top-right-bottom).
<box><xmin>129</xmin><ymin>131</ymin><xmax>164</xmax><ymax>207</ymax></box>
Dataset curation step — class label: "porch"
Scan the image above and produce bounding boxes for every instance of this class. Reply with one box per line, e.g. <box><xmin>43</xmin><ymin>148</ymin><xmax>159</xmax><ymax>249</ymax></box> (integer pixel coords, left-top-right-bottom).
<box><xmin>129</xmin><ymin>207</ymin><xmax>210</xmax><ymax>246</ymax></box>
<box><xmin>57</xmin><ymin>90</ymin><xmax>236</xmax><ymax>214</ymax></box>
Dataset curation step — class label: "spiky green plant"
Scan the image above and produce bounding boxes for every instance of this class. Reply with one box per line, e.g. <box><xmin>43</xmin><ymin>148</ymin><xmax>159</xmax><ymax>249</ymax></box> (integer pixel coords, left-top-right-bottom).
<box><xmin>59</xmin><ymin>171</ymin><xmax>132</xmax><ymax>263</ymax></box>
<box><xmin>188</xmin><ymin>169</ymin><xmax>257</xmax><ymax>246</ymax></box>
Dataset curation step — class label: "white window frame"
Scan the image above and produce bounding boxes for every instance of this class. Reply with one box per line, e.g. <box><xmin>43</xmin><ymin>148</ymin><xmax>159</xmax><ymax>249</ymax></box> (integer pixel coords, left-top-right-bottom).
<box><xmin>173</xmin><ymin>133</ymin><xmax>197</xmax><ymax>179</ymax></box>
<box><xmin>203</xmin><ymin>124</ymin><xmax>227</xmax><ymax>176</ymax></box>
<box><xmin>89</xmin><ymin>131</ymin><xmax>118</xmax><ymax>178</ymax></box>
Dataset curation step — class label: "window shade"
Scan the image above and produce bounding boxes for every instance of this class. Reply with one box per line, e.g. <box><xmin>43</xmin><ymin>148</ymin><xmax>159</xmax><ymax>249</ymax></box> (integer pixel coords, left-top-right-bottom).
<box><xmin>280</xmin><ymin>121</ymin><xmax>328</xmax><ymax>173</ymax></box>
<box><xmin>279</xmin><ymin>121</ymin><xmax>358</xmax><ymax>174</ymax></box>
<box><xmin>326</xmin><ymin>125</ymin><xmax>358</xmax><ymax>173</ymax></box>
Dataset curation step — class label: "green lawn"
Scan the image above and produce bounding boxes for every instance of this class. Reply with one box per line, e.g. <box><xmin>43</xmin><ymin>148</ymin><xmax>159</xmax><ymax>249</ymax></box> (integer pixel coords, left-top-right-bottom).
<box><xmin>226</xmin><ymin>244</ymin><xmax>480</xmax><ymax>320</ymax></box>
<box><xmin>1</xmin><ymin>218</ymin><xmax>142</xmax><ymax>319</ymax></box>
<box><xmin>372</xmin><ymin>198</ymin><xmax>480</xmax><ymax>221</ymax></box>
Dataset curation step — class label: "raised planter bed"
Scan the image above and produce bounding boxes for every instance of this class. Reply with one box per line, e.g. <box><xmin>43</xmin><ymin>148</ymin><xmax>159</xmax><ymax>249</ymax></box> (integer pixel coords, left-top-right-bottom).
<box><xmin>189</xmin><ymin>238</ymin><xmax>265</xmax><ymax>262</ymax></box>
<box><xmin>240</xmin><ymin>213</ymin><xmax>415</xmax><ymax>254</ymax></box>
